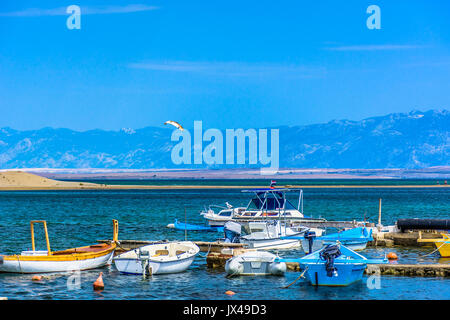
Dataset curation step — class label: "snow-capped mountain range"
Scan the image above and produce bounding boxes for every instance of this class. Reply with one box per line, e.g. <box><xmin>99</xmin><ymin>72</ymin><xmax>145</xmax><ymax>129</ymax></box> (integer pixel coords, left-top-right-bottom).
<box><xmin>0</xmin><ymin>109</ymin><xmax>448</xmax><ymax>169</ymax></box>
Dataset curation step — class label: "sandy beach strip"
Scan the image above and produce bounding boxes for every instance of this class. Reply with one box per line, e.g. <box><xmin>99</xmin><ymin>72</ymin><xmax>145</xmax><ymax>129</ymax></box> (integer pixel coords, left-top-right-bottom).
<box><xmin>1</xmin><ymin>184</ymin><xmax>449</xmax><ymax>191</ymax></box>
<box><xmin>1</xmin><ymin>171</ymin><xmax>449</xmax><ymax>190</ymax></box>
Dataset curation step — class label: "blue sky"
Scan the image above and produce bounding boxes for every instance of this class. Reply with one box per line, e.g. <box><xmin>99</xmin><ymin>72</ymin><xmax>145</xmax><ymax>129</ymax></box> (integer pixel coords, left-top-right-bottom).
<box><xmin>0</xmin><ymin>0</ymin><xmax>449</xmax><ymax>131</ymax></box>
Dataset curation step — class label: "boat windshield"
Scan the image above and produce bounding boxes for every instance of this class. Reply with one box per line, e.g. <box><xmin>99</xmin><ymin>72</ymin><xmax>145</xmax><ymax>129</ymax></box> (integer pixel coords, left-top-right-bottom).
<box><xmin>218</xmin><ymin>210</ymin><xmax>233</xmax><ymax>216</ymax></box>
<box><xmin>247</xmin><ymin>192</ymin><xmax>297</xmax><ymax>211</ymax></box>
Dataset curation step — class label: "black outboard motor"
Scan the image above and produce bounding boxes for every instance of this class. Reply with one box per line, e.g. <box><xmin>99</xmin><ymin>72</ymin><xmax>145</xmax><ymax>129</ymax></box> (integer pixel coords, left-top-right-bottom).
<box><xmin>319</xmin><ymin>244</ymin><xmax>341</xmax><ymax>277</ymax></box>
<box><xmin>224</xmin><ymin>221</ymin><xmax>242</xmax><ymax>243</ymax></box>
<box><xmin>304</xmin><ymin>230</ymin><xmax>316</xmax><ymax>254</ymax></box>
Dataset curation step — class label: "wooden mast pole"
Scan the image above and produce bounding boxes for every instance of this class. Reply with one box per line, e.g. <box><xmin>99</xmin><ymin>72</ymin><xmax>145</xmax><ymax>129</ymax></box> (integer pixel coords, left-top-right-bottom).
<box><xmin>185</xmin><ymin>207</ymin><xmax>187</xmax><ymax>241</ymax></box>
<box><xmin>30</xmin><ymin>221</ymin><xmax>35</xmax><ymax>251</ymax></box>
<box><xmin>378</xmin><ymin>198</ymin><xmax>382</xmax><ymax>228</ymax></box>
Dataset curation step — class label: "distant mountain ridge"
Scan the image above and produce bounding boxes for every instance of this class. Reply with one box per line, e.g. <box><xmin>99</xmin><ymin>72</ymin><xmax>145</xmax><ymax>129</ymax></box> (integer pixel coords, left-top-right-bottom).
<box><xmin>0</xmin><ymin>109</ymin><xmax>449</xmax><ymax>169</ymax></box>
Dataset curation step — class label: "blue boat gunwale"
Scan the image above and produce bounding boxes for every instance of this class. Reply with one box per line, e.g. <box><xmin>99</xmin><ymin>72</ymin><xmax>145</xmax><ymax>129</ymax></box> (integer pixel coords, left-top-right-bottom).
<box><xmin>276</xmin><ymin>244</ymin><xmax>388</xmax><ymax>265</ymax></box>
<box><xmin>281</xmin><ymin>227</ymin><xmax>374</xmax><ymax>243</ymax></box>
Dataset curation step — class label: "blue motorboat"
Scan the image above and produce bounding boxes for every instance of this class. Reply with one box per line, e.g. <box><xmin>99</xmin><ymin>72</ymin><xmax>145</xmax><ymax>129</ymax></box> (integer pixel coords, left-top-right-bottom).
<box><xmin>321</xmin><ymin>227</ymin><xmax>373</xmax><ymax>250</ymax></box>
<box><xmin>300</xmin><ymin>227</ymin><xmax>373</xmax><ymax>253</ymax></box>
<box><xmin>284</xmin><ymin>227</ymin><xmax>374</xmax><ymax>253</ymax></box>
<box><xmin>278</xmin><ymin>243</ymin><xmax>387</xmax><ymax>286</ymax></box>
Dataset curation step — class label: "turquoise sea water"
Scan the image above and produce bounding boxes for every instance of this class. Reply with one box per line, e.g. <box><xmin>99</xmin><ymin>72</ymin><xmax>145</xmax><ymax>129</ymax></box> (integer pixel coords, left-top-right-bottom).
<box><xmin>0</xmin><ymin>181</ymin><xmax>449</xmax><ymax>300</ymax></box>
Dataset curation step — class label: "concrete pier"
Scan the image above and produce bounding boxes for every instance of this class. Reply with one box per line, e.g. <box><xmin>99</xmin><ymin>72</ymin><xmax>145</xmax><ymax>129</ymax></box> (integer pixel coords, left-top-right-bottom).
<box><xmin>286</xmin><ymin>262</ymin><xmax>450</xmax><ymax>277</ymax></box>
<box><xmin>98</xmin><ymin>239</ymin><xmax>169</xmax><ymax>255</ymax></box>
<box><xmin>233</xmin><ymin>216</ymin><xmax>372</xmax><ymax>229</ymax></box>
<box><xmin>369</xmin><ymin>230</ymin><xmax>445</xmax><ymax>247</ymax></box>
<box><xmin>98</xmin><ymin>239</ymin><xmax>248</xmax><ymax>255</ymax></box>
<box><xmin>99</xmin><ymin>230</ymin><xmax>446</xmax><ymax>256</ymax></box>
<box><xmin>366</xmin><ymin>263</ymin><xmax>450</xmax><ymax>277</ymax></box>
<box><xmin>194</xmin><ymin>241</ymin><xmax>247</xmax><ymax>253</ymax></box>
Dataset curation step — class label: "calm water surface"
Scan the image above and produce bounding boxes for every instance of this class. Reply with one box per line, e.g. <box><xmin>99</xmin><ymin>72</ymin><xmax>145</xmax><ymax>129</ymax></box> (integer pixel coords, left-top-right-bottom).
<box><xmin>0</xmin><ymin>184</ymin><xmax>449</xmax><ymax>300</ymax></box>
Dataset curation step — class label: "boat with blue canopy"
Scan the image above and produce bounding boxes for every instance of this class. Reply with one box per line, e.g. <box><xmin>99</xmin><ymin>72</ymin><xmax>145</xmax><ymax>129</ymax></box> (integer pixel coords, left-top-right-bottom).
<box><xmin>201</xmin><ymin>184</ymin><xmax>306</xmax><ymax>227</ymax></box>
<box><xmin>277</xmin><ymin>243</ymin><xmax>387</xmax><ymax>286</ymax></box>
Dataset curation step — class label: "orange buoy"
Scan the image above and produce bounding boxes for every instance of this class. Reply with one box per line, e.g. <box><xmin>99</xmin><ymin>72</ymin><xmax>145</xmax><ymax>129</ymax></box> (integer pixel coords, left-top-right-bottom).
<box><xmin>225</xmin><ymin>290</ymin><xmax>235</xmax><ymax>296</ymax></box>
<box><xmin>93</xmin><ymin>272</ymin><xmax>104</xmax><ymax>291</ymax></box>
<box><xmin>387</xmin><ymin>252</ymin><xmax>398</xmax><ymax>260</ymax></box>
<box><xmin>32</xmin><ymin>275</ymin><xmax>43</xmax><ymax>281</ymax></box>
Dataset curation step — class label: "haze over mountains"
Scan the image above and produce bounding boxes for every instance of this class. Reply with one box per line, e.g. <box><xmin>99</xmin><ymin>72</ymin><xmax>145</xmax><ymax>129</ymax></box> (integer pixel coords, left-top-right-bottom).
<box><xmin>0</xmin><ymin>109</ymin><xmax>448</xmax><ymax>170</ymax></box>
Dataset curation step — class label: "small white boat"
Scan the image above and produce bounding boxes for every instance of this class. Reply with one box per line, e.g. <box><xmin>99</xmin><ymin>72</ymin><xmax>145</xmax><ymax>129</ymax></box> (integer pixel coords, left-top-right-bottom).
<box><xmin>225</xmin><ymin>251</ymin><xmax>286</xmax><ymax>276</ymax></box>
<box><xmin>200</xmin><ymin>204</ymin><xmax>246</xmax><ymax>227</ymax></box>
<box><xmin>240</xmin><ymin>221</ymin><xmax>308</xmax><ymax>250</ymax></box>
<box><xmin>113</xmin><ymin>241</ymin><xmax>200</xmax><ymax>275</ymax></box>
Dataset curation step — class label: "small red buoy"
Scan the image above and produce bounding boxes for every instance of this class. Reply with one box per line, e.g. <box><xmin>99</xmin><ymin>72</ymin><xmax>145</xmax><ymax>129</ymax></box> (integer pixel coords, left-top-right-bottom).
<box><xmin>93</xmin><ymin>272</ymin><xmax>104</xmax><ymax>291</ymax></box>
<box><xmin>387</xmin><ymin>252</ymin><xmax>398</xmax><ymax>260</ymax></box>
<box><xmin>32</xmin><ymin>275</ymin><xmax>43</xmax><ymax>281</ymax></box>
<box><xmin>225</xmin><ymin>290</ymin><xmax>235</xmax><ymax>296</ymax></box>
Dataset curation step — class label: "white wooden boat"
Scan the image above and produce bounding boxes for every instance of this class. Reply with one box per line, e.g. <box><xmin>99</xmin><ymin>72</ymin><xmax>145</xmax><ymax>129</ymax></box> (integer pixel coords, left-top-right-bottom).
<box><xmin>113</xmin><ymin>241</ymin><xmax>200</xmax><ymax>275</ymax></box>
<box><xmin>0</xmin><ymin>220</ymin><xmax>118</xmax><ymax>273</ymax></box>
<box><xmin>225</xmin><ymin>251</ymin><xmax>286</xmax><ymax>276</ymax></box>
<box><xmin>240</xmin><ymin>221</ymin><xmax>308</xmax><ymax>250</ymax></box>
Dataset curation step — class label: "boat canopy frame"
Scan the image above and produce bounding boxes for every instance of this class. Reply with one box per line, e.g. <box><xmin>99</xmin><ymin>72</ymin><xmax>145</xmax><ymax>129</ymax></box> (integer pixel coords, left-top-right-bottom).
<box><xmin>241</xmin><ymin>188</ymin><xmax>303</xmax><ymax>215</ymax></box>
<box><xmin>30</xmin><ymin>220</ymin><xmax>52</xmax><ymax>256</ymax></box>
<box><xmin>28</xmin><ymin>219</ymin><xmax>119</xmax><ymax>257</ymax></box>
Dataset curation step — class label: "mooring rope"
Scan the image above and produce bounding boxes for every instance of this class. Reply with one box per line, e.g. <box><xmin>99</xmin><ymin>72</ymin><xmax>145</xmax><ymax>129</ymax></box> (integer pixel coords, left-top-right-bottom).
<box><xmin>418</xmin><ymin>241</ymin><xmax>447</xmax><ymax>258</ymax></box>
<box><xmin>198</xmin><ymin>243</ymin><xmax>213</xmax><ymax>258</ymax></box>
<box><xmin>282</xmin><ymin>266</ymin><xmax>309</xmax><ymax>289</ymax></box>
<box><xmin>225</xmin><ymin>269</ymin><xmax>240</xmax><ymax>279</ymax></box>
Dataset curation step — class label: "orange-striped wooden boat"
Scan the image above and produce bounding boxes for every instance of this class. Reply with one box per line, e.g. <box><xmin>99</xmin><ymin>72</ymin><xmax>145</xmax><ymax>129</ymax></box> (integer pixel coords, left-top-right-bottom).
<box><xmin>0</xmin><ymin>220</ymin><xmax>118</xmax><ymax>273</ymax></box>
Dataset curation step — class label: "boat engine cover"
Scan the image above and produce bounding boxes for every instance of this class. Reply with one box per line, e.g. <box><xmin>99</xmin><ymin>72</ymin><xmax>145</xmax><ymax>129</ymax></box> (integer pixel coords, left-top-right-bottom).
<box><xmin>224</xmin><ymin>221</ymin><xmax>242</xmax><ymax>243</ymax></box>
<box><xmin>224</xmin><ymin>221</ymin><xmax>242</xmax><ymax>234</ymax></box>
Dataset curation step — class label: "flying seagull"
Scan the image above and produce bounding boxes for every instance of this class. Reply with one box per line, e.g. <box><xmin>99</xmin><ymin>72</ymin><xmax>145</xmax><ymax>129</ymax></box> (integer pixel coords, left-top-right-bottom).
<box><xmin>164</xmin><ymin>120</ymin><xmax>184</xmax><ymax>131</ymax></box>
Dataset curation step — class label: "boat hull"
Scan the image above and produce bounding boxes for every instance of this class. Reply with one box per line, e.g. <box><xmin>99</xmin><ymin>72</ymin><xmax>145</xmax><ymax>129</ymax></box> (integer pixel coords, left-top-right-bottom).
<box><xmin>240</xmin><ymin>238</ymin><xmax>300</xmax><ymax>250</ymax></box>
<box><xmin>417</xmin><ymin>234</ymin><xmax>450</xmax><ymax>257</ymax></box>
<box><xmin>436</xmin><ymin>243</ymin><xmax>450</xmax><ymax>257</ymax></box>
<box><xmin>0</xmin><ymin>251</ymin><xmax>114</xmax><ymax>273</ymax></box>
<box><xmin>300</xmin><ymin>239</ymin><xmax>368</xmax><ymax>253</ymax></box>
<box><xmin>114</xmin><ymin>255</ymin><xmax>196</xmax><ymax>275</ymax></box>
<box><xmin>301</xmin><ymin>262</ymin><xmax>366</xmax><ymax>286</ymax></box>
<box><xmin>324</xmin><ymin>240</ymin><xmax>368</xmax><ymax>251</ymax></box>
<box><xmin>205</xmin><ymin>218</ymin><xmax>230</xmax><ymax>227</ymax></box>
